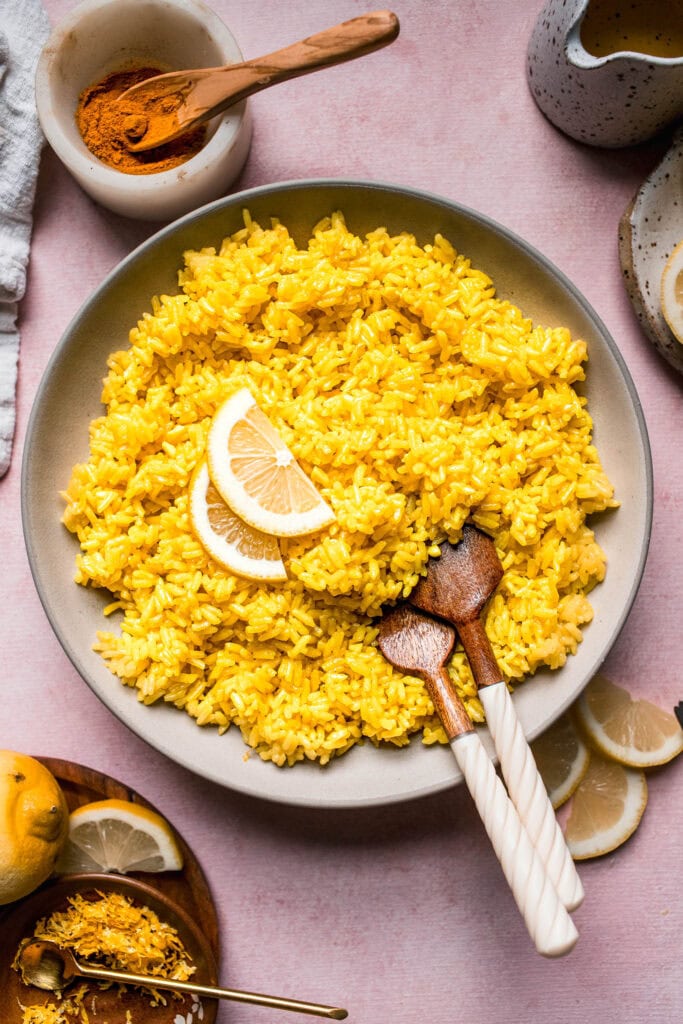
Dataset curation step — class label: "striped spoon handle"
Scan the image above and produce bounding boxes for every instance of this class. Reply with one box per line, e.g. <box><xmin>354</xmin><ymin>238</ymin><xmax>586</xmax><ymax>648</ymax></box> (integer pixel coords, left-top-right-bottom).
<box><xmin>451</xmin><ymin>729</ymin><xmax>578</xmax><ymax>957</ymax></box>
<box><xmin>479</xmin><ymin>680</ymin><xmax>584</xmax><ymax>911</ymax></box>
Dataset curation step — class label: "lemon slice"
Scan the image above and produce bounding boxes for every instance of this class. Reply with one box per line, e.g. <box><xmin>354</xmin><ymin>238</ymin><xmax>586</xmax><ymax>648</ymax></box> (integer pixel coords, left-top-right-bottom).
<box><xmin>574</xmin><ymin>673</ymin><xmax>683</xmax><ymax>768</ymax></box>
<box><xmin>564</xmin><ymin>751</ymin><xmax>647</xmax><ymax>860</ymax></box>
<box><xmin>189</xmin><ymin>459</ymin><xmax>287</xmax><ymax>581</ymax></box>
<box><xmin>661</xmin><ymin>240</ymin><xmax>683</xmax><ymax>343</ymax></box>
<box><xmin>56</xmin><ymin>798</ymin><xmax>183</xmax><ymax>875</ymax></box>
<box><xmin>530</xmin><ymin>712</ymin><xmax>590</xmax><ymax>809</ymax></box>
<box><xmin>207</xmin><ymin>388</ymin><xmax>336</xmax><ymax>537</ymax></box>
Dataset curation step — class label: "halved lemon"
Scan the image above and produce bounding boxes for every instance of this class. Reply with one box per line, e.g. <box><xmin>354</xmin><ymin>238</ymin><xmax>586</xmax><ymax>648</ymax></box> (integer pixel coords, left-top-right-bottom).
<box><xmin>660</xmin><ymin>239</ymin><xmax>683</xmax><ymax>343</ymax></box>
<box><xmin>55</xmin><ymin>798</ymin><xmax>183</xmax><ymax>875</ymax></box>
<box><xmin>529</xmin><ymin>712</ymin><xmax>590</xmax><ymax>809</ymax></box>
<box><xmin>564</xmin><ymin>752</ymin><xmax>647</xmax><ymax>860</ymax></box>
<box><xmin>189</xmin><ymin>459</ymin><xmax>287</xmax><ymax>582</ymax></box>
<box><xmin>207</xmin><ymin>388</ymin><xmax>336</xmax><ymax>538</ymax></box>
<box><xmin>574</xmin><ymin>673</ymin><xmax>683</xmax><ymax>768</ymax></box>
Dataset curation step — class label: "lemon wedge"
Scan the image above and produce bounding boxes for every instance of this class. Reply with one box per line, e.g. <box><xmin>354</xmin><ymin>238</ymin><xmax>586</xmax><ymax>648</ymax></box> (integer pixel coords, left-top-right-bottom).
<box><xmin>574</xmin><ymin>673</ymin><xmax>683</xmax><ymax>768</ymax></box>
<box><xmin>189</xmin><ymin>459</ymin><xmax>287</xmax><ymax>581</ymax></box>
<box><xmin>660</xmin><ymin>239</ymin><xmax>683</xmax><ymax>343</ymax></box>
<box><xmin>207</xmin><ymin>388</ymin><xmax>335</xmax><ymax>538</ymax></box>
<box><xmin>564</xmin><ymin>751</ymin><xmax>647</xmax><ymax>860</ymax></box>
<box><xmin>530</xmin><ymin>712</ymin><xmax>590</xmax><ymax>809</ymax></box>
<box><xmin>56</xmin><ymin>798</ymin><xmax>183</xmax><ymax>875</ymax></box>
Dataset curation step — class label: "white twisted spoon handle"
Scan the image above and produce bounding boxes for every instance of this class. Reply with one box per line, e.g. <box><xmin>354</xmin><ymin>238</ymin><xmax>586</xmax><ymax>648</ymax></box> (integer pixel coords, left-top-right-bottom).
<box><xmin>376</xmin><ymin>602</ymin><xmax>577</xmax><ymax>958</ymax></box>
<box><xmin>452</xmin><ymin>729</ymin><xmax>578</xmax><ymax>957</ymax></box>
<box><xmin>478</xmin><ymin>680</ymin><xmax>584</xmax><ymax>911</ymax></box>
<box><xmin>406</xmin><ymin>527</ymin><xmax>582</xmax><ymax>910</ymax></box>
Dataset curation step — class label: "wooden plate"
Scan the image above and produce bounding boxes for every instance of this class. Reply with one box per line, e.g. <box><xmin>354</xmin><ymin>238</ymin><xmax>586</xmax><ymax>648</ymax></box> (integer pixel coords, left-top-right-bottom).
<box><xmin>0</xmin><ymin>757</ymin><xmax>220</xmax><ymax>1023</ymax></box>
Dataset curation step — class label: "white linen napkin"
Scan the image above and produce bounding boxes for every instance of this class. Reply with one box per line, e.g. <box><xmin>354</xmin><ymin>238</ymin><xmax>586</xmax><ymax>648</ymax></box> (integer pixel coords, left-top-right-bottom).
<box><xmin>0</xmin><ymin>0</ymin><xmax>50</xmax><ymax>477</ymax></box>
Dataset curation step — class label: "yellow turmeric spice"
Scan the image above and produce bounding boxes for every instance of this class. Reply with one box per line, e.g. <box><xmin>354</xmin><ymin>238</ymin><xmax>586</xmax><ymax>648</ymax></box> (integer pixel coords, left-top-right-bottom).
<box><xmin>75</xmin><ymin>66</ymin><xmax>206</xmax><ymax>174</ymax></box>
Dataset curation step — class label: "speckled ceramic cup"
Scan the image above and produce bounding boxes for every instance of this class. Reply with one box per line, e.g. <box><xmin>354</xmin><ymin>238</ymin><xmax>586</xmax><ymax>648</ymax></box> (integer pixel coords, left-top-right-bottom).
<box><xmin>527</xmin><ymin>0</ymin><xmax>683</xmax><ymax>147</ymax></box>
<box><xmin>619</xmin><ymin>128</ymin><xmax>683</xmax><ymax>375</ymax></box>
<box><xmin>35</xmin><ymin>0</ymin><xmax>253</xmax><ymax>220</ymax></box>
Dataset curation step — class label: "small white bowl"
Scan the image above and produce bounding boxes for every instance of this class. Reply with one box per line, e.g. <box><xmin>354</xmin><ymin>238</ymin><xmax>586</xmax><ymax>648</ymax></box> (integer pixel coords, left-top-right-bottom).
<box><xmin>35</xmin><ymin>0</ymin><xmax>253</xmax><ymax>221</ymax></box>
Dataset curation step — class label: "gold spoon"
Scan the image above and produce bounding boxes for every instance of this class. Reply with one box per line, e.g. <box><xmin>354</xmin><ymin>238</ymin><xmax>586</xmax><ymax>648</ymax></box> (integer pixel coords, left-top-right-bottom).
<box><xmin>118</xmin><ymin>10</ymin><xmax>399</xmax><ymax>151</ymax></box>
<box><xmin>17</xmin><ymin>939</ymin><xmax>348</xmax><ymax>1020</ymax></box>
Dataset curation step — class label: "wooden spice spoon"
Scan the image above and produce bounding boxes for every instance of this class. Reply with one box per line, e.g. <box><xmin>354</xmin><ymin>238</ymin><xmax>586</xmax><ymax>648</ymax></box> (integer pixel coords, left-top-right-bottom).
<box><xmin>377</xmin><ymin>604</ymin><xmax>578</xmax><ymax>958</ymax></box>
<box><xmin>408</xmin><ymin>525</ymin><xmax>584</xmax><ymax>912</ymax></box>
<box><xmin>17</xmin><ymin>939</ymin><xmax>348</xmax><ymax>1020</ymax></box>
<box><xmin>118</xmin><ymin>10</ymin><xmax>400</xmax><ymax>151</ymax></box>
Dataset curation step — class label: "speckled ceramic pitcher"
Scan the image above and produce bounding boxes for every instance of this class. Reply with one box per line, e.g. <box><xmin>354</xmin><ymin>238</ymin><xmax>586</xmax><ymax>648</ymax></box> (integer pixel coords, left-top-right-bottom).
<box><xmin>527</xmin><ymin>0</ymin><xmax>683</xmax><ymax>147</ymax></box>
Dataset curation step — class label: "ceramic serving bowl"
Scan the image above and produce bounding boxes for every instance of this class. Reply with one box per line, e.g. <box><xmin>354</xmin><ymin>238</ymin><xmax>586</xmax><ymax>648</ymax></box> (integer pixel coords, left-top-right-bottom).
<box><xmin>22</xmin><ymin>179</ymin><xmax>653</xmax><ymax>808</ymax></box>
<box><xmin>35</xmin><ymin>0</ymin><xmax>252</xmax><ymax>221</ymax></box>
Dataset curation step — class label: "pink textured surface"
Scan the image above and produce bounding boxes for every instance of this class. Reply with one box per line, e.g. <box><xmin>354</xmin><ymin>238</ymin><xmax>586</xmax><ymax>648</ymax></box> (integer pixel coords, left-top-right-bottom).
<box><xmin>3</xmin><ymin>2</ymin><xmax>682</xmax><ymax>1021</ymax></box>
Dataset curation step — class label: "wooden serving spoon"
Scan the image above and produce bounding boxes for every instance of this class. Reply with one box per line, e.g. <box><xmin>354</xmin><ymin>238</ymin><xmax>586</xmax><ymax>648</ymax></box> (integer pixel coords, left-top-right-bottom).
<box><xmin>117</xmin><ymin>10</ymin><xmax>400</xmax><ymax>151</ymax></box>
<box><xmin>377</xmin><ymin>604</ymin><xmax>577</xmax><ymax>958</ymax></box>
<box><xmin>17</xmin><ymin>939</ymin><xmax>348</xmax><ymax>1019</ymax></box>
<box><xmin>408</xmin><ymin>525</ymin><xmax>584</xmax><ymax>912</ymax></box>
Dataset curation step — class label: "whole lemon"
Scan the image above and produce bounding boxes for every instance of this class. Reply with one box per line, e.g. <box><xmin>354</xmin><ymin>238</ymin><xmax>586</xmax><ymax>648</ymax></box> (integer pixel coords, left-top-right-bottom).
<box><xmin>0</xmin><ymin>751</ymin><xmax>69</xmax><ymax>905</ymax></box>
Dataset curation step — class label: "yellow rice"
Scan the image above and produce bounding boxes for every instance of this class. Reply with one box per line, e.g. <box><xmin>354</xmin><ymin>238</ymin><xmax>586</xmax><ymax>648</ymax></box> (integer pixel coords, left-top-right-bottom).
<box><xmin>62</xmin><ymin>211</ymin><xmax>617</xmax><ymax>766</ymax></box>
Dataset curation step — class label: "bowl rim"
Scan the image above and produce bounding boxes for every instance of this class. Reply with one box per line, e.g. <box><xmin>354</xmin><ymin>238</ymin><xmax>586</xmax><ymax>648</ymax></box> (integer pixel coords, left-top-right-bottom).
<box><xmin>21</xmin><ymin>177</ymin><xmax>654</xmax><ymax>808</ymax></box>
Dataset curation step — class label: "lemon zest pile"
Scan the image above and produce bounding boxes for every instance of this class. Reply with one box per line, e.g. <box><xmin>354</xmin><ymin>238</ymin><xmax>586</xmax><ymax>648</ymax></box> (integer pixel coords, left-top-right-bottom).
<box><xmin>14</xmin><ymin>890</ymin><xmax>195</xmax><ymax>1022</ymax></box>
<box><xmin>30</xmin><ymin>891</ymin><xmax>194</xmax><ymax>982</ymax></box>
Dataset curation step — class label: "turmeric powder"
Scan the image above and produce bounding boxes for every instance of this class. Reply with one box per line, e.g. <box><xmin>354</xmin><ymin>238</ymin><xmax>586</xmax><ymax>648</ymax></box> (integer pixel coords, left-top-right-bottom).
<box><xmin>75</xmin><ymin>66</ymin><xmax>206</xmax><ymax>174</ymax></box>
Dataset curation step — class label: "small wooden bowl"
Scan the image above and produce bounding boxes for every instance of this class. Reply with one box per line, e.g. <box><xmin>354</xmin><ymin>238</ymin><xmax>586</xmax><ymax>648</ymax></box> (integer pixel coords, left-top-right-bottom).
<box><xmin>0</xmin><ymin>873</ymin><xmax>219</xmax><ymax>1024</ymax></box>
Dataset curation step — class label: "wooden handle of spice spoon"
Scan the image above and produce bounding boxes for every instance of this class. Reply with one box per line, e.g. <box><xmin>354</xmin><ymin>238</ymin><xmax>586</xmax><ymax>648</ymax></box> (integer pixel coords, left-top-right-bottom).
<box><xmin>457</xmin><ymin>619</ymin><xmax>584</xmax><ymax>911</ymax></box>
<box><xmin>229</xmin><ymin>9</ymin><xmax>400</xmax><ymax>80</ymax></box>
<box><xmin>126</xmin><ymin>11</ymin><xmax>399</xmax><ymax>150</ymax></box>
<box><xmin>426</xmin><ymin>665</ymin><xmax>577</xmax><ymax>958</ymax></box>
<box><xmin>185</xmin><ymin>10</ymin><xmax>400</xmax><ymax>114</ymax></box>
